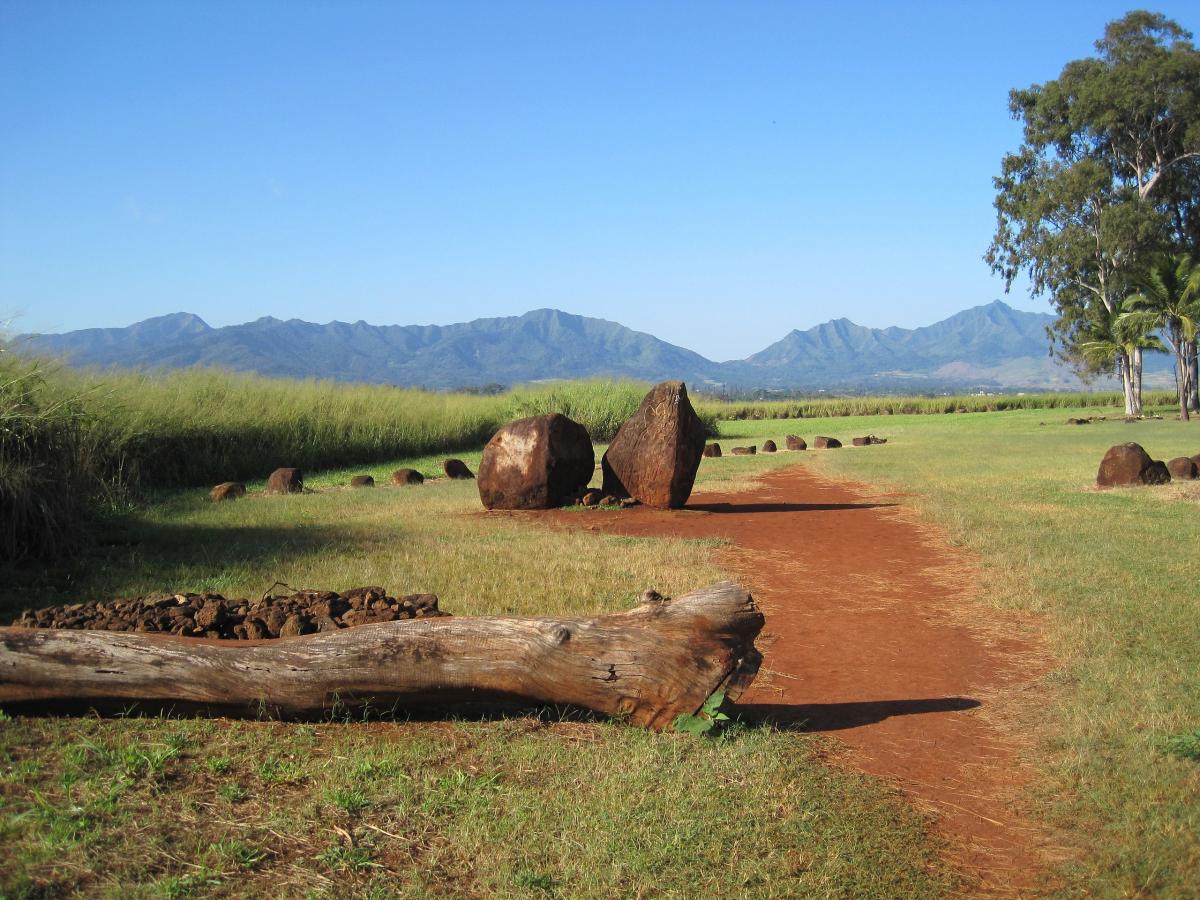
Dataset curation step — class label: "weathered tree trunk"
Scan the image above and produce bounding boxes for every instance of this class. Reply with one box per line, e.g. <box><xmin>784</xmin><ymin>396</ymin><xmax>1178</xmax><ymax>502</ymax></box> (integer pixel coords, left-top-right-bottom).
<box><xmin>0</xmin><ymin>582</ymin><xmax>763</xmax><ymax>731</ymax></box>
<box><xmin>1119</xmin><ymin>350</ymin><xmax>1136</xmax><ymax>416</ymax></box>
<box><xmin>1187</xmin><ymin>341</ymin><xmax>1199</xmax><ymax>413</ymax></box>
<box><xmin>1131</xmin><ymin>347</ymin><xmax>1144</xmax><ymax>417</ymax></box>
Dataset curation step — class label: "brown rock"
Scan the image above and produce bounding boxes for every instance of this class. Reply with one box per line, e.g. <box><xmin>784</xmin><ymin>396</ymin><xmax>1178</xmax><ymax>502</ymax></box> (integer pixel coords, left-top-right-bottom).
<box><xmin>209</xmin><ymin>482</ymin><xmax>246</xmax><ymax>502</ymax></box>
<box><xmin>730</xmin><ymin>446</ymin><xmax>756</xmax><ymax>455</ymax></box>
<box><xmin>443</xmin><ymin>459</ymin><xmax>474</xmax><ymax>480</ymax></box>
<box><xmin>265</xmin><ymin>468</ymin><xmax>303</xmax><ymax>494</ymax></box>
<box><xmin>278</xmin><ymin>614</ymin><xmax>311</xmax><ymax>638</ymax></box>
<box><xmin>477</xmin><ymin>413</ymin><xmax>595</xmax><ymax>510</ymax></box>
<box><xmin>599</xmin><ymin>495</ymin><xmax>618</xmax><ymax>507</ymax></box>
<box><xmin>813</xmin><ymin>436</ymin><xmax>841</xmax><ymax>449</ymax></box>
<box><xmin>702</xmin><ymin>443</ymin><xmax>722</xmax><ymax>458</ymax></box>
<box><xmin>391</xmin><ymin>468</ymin><xmax>425</xmax><ymax>486</ymax></box>
<box><xmin>1166</xmin><ymin>457</ymin><xmax>1198</xmax><ymax>480</ymax></box>
<box><xmin>1096</xmin><ymin>443</ymin><xmax>1172</xmax><ymax>487</ymax></box>
<box><xmin>785</xmin><ymin>435</ymin><xmax>806</xmax><ymax>451</ymax></box>
<box><xmin>600</xmin><ymin>381</ymin><xmax>707</xmax><ymax>509</ymax></box>
<box><xmin>761</xmin><ymin>440</ymin><xmax>777</xmax><ymax>453</ymax></box>
<box><xmin>1191</xmin><ymin>453</ymin><xmax>1200</xmax><ymax>469</ymax></box>
<box><xmin>350</xmin><ymin>475</ymin><xmax>375</xmax><ymax>488</ymax></box>
<box><xmin>580</xmin><ymin>490</ymin><xmax>602</xmax><ymax>507</ymax></box>
<box><xmin>1066</xmin><ymin>417</ymin><xmax>1090</xmax><ymax>425</ymax></box>
<box><xmin>194</xmin><ymin>600</ymin><xmax>227</xmax><ymax>631</ymax></box>
<box><xmin>852</xmin><ymin>436</ymin><xmax>887</xmax><ymax>447</ymax></box>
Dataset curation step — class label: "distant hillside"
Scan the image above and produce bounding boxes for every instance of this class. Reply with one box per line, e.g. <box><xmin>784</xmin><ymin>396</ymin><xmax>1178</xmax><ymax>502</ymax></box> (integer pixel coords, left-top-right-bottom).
<box><xmin>14</xmin><ymin>301</ymin><xmax>1172</xmax><ymax>391</ymax></box>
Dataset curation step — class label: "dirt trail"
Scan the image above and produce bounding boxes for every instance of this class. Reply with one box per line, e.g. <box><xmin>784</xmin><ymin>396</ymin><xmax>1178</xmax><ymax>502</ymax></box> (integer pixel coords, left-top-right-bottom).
<box><xmin>538</xmin><ymin>464</ymin><xmax>1049</xmax><ymax>895</ymax></box>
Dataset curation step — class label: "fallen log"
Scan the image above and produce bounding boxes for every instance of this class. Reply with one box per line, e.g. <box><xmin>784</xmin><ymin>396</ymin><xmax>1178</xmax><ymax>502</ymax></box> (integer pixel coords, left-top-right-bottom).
<box><xmin>0</xmin><ymin>581</ymin><xmax>762</xmax><ymax>730</ymax></box>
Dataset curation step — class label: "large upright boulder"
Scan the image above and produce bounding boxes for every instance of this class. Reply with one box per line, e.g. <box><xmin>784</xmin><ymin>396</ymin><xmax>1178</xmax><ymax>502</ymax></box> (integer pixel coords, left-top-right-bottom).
<box><xmin>1096</xmin><ymin>443</ymin><xmax>1171</xmax><ymax>487</ymax></box>
<box><xmin>477</xmin><ymin>414</ymin><xmax>595</xmax><ymax>510</ymax></box>
<box><xmin>601</xmin><ymin>381</ymin><xmax>706</xmax><ymax>509</ymax></box>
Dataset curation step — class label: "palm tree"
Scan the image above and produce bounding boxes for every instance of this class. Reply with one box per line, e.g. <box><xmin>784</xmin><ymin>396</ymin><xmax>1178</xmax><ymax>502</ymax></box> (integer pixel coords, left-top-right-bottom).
<box><xmin>1119</xmin><ymin>254</ymin><xmax>1200</xmax><ymax>421</ymax></box>
<box><xmin>1080</xmin><ymin>308</ymin><xmax>1166</xmax><ymax>417</ymax></box>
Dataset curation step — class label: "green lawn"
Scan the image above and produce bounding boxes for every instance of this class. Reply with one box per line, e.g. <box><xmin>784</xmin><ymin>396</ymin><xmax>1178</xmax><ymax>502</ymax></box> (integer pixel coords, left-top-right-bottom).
<box><xmin>2</xmin><ymin>403</ymin><xmax>1198</xmax><ymax>896</ymax></box>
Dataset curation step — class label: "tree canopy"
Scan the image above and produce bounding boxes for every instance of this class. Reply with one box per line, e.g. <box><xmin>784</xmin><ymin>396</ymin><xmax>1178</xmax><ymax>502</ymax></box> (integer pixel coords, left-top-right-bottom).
<box><xmin>986</xmin><ymin>10</ymin><xmax>1200</xmax><ymax>412</ymax></box>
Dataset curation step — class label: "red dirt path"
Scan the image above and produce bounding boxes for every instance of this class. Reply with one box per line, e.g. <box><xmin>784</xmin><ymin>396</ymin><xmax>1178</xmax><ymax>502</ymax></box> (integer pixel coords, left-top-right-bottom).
<box><xmin>537</xmin><ymin>463</ymin><xmax>1050</xmax><ymax>895</ymax></box>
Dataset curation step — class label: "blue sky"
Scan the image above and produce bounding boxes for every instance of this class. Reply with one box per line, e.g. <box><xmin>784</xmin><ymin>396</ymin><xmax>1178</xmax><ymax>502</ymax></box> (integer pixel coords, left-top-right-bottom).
<box><xmin>1</xmin><ymin>1</ymin><xmax>1196</xmax><ymax>359</ymax></box>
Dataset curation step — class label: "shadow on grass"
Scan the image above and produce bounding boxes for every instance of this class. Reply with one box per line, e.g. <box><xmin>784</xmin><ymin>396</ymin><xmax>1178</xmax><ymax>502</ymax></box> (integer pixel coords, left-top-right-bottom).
<box><xmin>0</xmin><ymin>519</ymin><xmax>367</xmax><ymax>623</ymax></box>
<box><xmin>734</xmin><ymin>697</ymin><xmax>981</xmax><ymax>731</ymax></box>
<box><xmin>686</xmin><ymin>501</ymin><xmax>898</xmax><ymax>513</ymax></box>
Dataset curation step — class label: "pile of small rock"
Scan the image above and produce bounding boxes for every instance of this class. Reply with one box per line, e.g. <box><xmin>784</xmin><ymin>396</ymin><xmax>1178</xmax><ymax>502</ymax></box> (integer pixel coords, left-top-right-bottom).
<box><xmin>15</xmin><ymin>586</ymin><xmax>447</xmax><ymax>639</ymax></box>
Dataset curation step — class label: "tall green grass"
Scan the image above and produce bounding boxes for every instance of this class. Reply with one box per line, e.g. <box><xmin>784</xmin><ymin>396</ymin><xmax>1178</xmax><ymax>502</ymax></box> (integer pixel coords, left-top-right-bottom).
<box><xmin>696</xmin><ymin>389</ymin><xmax>1178</xmax><ymax>421</ymax></box>
<box><xmin>0</xmin><ymin>358</ymin><xmax>127</xmax><ymax>560</ymax></box>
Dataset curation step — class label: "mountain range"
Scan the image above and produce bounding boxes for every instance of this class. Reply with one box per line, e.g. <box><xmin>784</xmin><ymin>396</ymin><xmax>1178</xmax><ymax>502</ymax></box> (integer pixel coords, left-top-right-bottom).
<box><xmin>13</xmin><ymin>301</ymin><xmax>1170</xmax><ymax>392</ymax></box>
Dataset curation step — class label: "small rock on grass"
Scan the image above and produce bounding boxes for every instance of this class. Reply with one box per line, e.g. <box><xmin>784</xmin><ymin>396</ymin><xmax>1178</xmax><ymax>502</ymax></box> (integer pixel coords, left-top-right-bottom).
<box><xmin>209</xmin><ymin>482</ymin><xmax>246</xmax><ymax>502</ymax></box>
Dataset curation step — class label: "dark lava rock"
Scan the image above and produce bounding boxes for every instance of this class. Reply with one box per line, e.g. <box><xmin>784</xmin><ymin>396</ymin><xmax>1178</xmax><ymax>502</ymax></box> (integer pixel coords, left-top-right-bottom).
<box><xmin>813</xmin><ymin>436</ymin><xmax>842</xmax><ymax>449</ymax></box>
<box><xmin>209</xmin><ymin>482</ymin><xmax>246</xmax><ymax>502</ymax></box>
<box><xmin>730</xmin><ymin>446</ymin><xmax>756</xmax><ymax>455</ymax></box>
<box><xmin>477</xmin><ymin>413</ymin><xmax>595</xmax><ymax>510</ymax></box>
<box><xmin>391</xmin><ymin>468</ymin><xmax>425</xmax><ymax>486</ymax></box>
<box><xmin>785</xmin><ymin>435</ymin><xmax>806</xmax><ymax>451</ymax></box>
<box><xmin>350</xmin><ymin>475</ymin><xmax>375</xmax><ymax>488</ymax></box>
<box><xmin>1096</xmin><ymin>443</ymin><xmax>1172</xmax><ymax>487</ymax></box>
<box><xmin>761</xmin><ymin>440</ymin><xmax>777</xmax><ymax>453</ymax></box>
<box><xmin>702</xmin><ymin>443</ymin><xmax>722</xmax><ymax>458</ymax></box>
<box><xmin>1166</xmin><ymin>457</ymin><xmax>1198</xmax><ymax>480</ymax></box>
<box><xmin>16</xmin><ymin>587</ymin><xmax>449</xmax><ymax>639</ymax></box>
<box><xmin>443</xmin><ymin>459</ymin><xmax>474</xmax><ymax>480</ymax></box>
<box><xmin>266</xmin><ymin>468</ymin><xmax>303</xmax><ymax>494</ymax></box>
<box><xmin>600</xmin><ymin>381</ymin><xmax>706</xmax><ymax>508</ymax></box>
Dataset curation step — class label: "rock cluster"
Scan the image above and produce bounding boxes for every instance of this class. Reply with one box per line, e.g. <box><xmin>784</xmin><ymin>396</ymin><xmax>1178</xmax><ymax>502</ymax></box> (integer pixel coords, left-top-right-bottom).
<box><xmin>15</xmin><ymin>587</ymin><xmax>447</xmax><ymax>639</ymax></box>
<box><xmin>1096</xmin><ymin>443</ymin><xmax>1171</xmax><ymax>487</ymax></box>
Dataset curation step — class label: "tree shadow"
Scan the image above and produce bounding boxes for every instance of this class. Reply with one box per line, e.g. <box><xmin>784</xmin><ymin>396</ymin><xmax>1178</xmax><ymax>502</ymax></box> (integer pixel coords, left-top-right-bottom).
<box><xmin>686</xmin><ymin>502</ymin><xmax>898</xmax><ymax>513</ymax></box>
<box><xmin>0</xmin><ymin>519</ymin><xmax>366</xmax><ymax>623</ymax></box>
<box><xmin>733</xmin><ymin>697</ymin><xmax>981</xmax><ymax>731</ymax></box>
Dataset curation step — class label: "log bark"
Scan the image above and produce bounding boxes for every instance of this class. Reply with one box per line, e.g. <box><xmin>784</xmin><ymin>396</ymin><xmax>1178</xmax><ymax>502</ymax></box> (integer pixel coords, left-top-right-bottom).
<box><xmin>0</xmin><ymin>581</ymin><xmax>762</xmax><ymax>730</ymax></box>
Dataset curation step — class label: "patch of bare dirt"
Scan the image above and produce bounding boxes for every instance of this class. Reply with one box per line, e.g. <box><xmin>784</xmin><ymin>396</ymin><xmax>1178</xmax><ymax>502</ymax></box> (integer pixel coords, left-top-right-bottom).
<box><xmin>534</xmin><ymin>464</ymin><xmax>1052</xmax><ymax>895</ymax></box>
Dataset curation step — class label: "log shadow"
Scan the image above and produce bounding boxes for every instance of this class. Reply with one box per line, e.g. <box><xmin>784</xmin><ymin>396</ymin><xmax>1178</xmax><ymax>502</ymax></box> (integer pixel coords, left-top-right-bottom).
<box><xmin>686</xmin><ymin>502</ymin><xmax>898</xmax><ymax>513</ymax></box>
<box><xmin>734</xmin><ymin>697</ymin><xmax>981</xmax><ymax>732</ymax></box>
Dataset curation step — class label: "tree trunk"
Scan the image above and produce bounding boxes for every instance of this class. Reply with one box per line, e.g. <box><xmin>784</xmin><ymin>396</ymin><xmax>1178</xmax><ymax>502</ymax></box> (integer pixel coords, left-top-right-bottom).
<box><xmin>1188</xmin><ymin>342</ymin><xmax>1199</xmax><ymax>413</ymax></box>
<box><xmin>1119</xmin><ymin>349</ymin><xmax>1136</xmax><ymax>416</ymax></box>
<box><xmin>0</xmin><ymin>582</ymin><xmax>763</xmax><ymax>731</ymax></box>
<box><xmin>1178</xmin><ymin>349</ymin><xmax>1191</xmax><ymax>422</ymax></box>
<box><xmin>1131</xmin><ymin>346</ymin><xmax>1144</xmax><ymax>417</ymax></box>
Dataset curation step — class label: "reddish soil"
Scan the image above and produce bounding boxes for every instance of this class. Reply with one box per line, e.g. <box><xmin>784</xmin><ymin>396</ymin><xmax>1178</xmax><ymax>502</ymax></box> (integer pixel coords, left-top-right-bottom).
<box><xmin>536</xmin><ymin>464</ymin><xmax>1050</xmax><ymax>895</ymax></box>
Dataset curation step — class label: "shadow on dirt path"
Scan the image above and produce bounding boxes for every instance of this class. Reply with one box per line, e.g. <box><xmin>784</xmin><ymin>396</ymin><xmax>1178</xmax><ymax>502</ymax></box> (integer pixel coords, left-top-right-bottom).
<box><xmin>534</xmin><ymin>463</ymin><xmax>1052</xmax><ymax>896</ymax></box>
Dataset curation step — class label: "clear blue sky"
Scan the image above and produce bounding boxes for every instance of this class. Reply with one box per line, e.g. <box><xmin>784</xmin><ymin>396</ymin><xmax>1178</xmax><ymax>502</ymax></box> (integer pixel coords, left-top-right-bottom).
<box><xmin>1</xmin><ymin>1</ymin><xmax>1195</xmax><ymax>359</ymax></box>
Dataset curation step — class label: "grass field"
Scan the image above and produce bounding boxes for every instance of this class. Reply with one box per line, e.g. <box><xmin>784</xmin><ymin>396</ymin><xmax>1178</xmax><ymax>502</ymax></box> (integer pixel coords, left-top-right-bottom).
<box><xmin>3</xmin><ymin>398</ymin><xmax>1198</xmax><ymax>895</ymax></box>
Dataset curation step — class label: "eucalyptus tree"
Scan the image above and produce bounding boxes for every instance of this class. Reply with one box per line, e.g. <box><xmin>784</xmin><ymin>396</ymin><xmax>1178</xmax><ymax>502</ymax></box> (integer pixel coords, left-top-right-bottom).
<box><xmin>987</xmin><ymin>11</ymin><xmax>1200</xmax><ymax>416</ymax></box>
<box><xmin>1120</xmin><ymin>253</ymin><xmax>1200</xmax><ymax>419</ymax></box>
